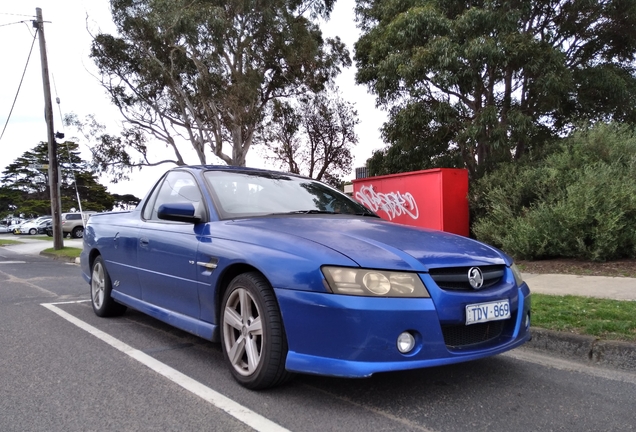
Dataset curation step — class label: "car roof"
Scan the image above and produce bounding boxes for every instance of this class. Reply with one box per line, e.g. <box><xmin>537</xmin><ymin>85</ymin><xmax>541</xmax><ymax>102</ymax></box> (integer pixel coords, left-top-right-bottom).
<box><xmin>177</xmin><ymin>165</ymin><xmax>311</xmax><ymax>180</ymax></box>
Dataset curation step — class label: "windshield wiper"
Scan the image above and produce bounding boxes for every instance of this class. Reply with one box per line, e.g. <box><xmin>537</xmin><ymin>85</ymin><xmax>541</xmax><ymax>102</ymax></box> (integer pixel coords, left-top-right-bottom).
<box><xmin>355</xmin><ymin>211</ymin><xmax>380</xmax><ymax>218</ymax></box>
<box><xmin>273</xmin><ymin>210</ymin><xmax>339</xmax><ymax>215</ymax></box>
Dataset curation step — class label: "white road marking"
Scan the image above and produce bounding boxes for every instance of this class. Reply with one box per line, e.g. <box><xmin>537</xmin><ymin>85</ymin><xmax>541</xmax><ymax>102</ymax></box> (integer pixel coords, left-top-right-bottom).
<box><xmin>0</xmin><ymin>261</ymin><xmax>27</xmax><ymax>264</ymax></box>
<box><xmin>41</xmin><ymin>301</ymin><xmax>290</xmax><ymax>432</ymax></box>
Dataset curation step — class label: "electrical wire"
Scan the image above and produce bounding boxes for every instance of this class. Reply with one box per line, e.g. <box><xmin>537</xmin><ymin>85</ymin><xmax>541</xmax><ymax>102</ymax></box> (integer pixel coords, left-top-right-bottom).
<box><xmin>0</xmin><ymin>13</ymin><xmax>36</xmax><ymax>18</ymax></box>
<box><xmin>0</xmin><ymin>20</ymin><xmax>30</xmax><ymax>27</ymax></box>
<box><xmin>0</xmin><ymin>28</ymin><xmax>38</xmax><ymax>143</ymax></box>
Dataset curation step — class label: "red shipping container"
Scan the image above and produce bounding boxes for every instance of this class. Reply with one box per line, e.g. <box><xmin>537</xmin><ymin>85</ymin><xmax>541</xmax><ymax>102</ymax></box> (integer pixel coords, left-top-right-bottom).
<box><xmin>352</xmin><ymin>168</ymin><xmax>469</xmax><ymax>236</ymax></box>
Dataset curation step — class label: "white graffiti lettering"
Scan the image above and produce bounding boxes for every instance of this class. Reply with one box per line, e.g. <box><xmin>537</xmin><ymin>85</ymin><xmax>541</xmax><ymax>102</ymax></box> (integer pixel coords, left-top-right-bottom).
<box><xmin>355</xmin><ymin>185</ymin><xmax>419</xmax><ymax>221</ymax></box>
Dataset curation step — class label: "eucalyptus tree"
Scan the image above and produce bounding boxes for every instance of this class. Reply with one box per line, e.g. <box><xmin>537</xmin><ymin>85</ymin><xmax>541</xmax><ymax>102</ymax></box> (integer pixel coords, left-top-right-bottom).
<box><xmin>264</xmin><ymin>89</ymin><xmax>359</xmax><ymax>186</ymax></box>
<box><xmin>355</xmin><ymin>0</ymin><xmax>636</xmax><ymax>178</ymax></box>
<box><xmin>89</xmin><ymin>0</ymin><xmax>350</xmax><ymax>179</ymax></box>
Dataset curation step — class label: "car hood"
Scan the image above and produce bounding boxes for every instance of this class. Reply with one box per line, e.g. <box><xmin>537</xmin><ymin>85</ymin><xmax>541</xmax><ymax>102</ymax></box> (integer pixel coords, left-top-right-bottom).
<box><xmin>229</xmin><ymin>216</ymin><xmax>509</xmax><ymax>271</ymax></box>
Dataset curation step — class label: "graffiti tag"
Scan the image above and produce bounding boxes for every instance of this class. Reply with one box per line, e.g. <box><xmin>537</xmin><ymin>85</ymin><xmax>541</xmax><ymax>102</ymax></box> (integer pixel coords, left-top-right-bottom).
<box><xmin>355</xmin><ymin>185</ymin><xmax>419</xmax><ymax>221</ymax></box>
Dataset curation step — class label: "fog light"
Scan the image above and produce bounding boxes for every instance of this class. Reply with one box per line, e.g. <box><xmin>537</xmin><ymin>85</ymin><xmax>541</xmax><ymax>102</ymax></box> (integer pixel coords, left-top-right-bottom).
<box><xmin>397</xmin><ymin>332</ymin><xmax>415</xmax><ymax>353</ymax></box>
<box><xmin>525</xmin><ymin>312</ymin><xmax>531</xmax><ymax>330</ymax></box>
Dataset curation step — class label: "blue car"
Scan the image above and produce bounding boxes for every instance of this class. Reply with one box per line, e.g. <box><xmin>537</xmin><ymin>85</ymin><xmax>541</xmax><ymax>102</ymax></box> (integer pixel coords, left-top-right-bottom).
<box><xmin>81</xmin><ymin>166</ymin><xmax>531</xmax><ymax>389</ymax></box>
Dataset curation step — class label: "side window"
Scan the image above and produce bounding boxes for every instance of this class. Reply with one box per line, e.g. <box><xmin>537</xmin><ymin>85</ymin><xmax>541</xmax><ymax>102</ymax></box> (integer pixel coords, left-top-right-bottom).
<box><xmin>142</xmin><ymin>171</ymin><xmax>203</xmax><ymax>221</ymax></box>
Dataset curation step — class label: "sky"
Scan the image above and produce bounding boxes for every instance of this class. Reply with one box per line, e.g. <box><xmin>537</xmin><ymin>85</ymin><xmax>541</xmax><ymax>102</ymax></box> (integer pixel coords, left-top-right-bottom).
<box><xmin>0</xmin><ymin>0</ymin><xmax>388</xmax><ymax>199</ymax></box>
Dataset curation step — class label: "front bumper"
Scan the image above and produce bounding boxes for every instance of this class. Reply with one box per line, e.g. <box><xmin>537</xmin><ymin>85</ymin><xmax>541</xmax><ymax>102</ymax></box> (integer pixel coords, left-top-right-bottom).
<box><xmin>275</xmin><ymin>283</ymin><xmax>531</xmax><ymax>378</ymax></box>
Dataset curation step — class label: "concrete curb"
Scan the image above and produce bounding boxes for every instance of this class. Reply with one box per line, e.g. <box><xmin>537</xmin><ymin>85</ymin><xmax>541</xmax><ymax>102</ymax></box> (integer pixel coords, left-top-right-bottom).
<box><xmin>527</xmin><ymin>327</ymin><xmax>636</xmax><ymax>372</ymax></box>
<box><xmin>39</xmin><ymin>251</ymin><xmax>80</xmax><ymax>264</ymax></box>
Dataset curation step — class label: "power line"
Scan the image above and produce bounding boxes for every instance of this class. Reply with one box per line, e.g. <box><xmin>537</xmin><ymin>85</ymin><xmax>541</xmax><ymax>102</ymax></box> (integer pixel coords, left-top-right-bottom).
<box><xmin>0</xmin><ymin>12</ymin><xmax>36</xmax><ymax>18</ymax></box>
<box><xmin>0</xmin><ymin>28</ymin><xmax>38</xmax><ymax>143</ymax></box>
<box><xmin>0</xmin><ymin>20</ymin><xmax>30</xmax><ymax>28</ymax></box>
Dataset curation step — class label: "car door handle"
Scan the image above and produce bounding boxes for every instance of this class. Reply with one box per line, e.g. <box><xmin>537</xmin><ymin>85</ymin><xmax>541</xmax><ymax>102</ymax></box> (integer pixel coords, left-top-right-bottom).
<box><xmin>140</xmin><ymin>237</ymin><xmax>149</xmax><ymax>248</ymax></box>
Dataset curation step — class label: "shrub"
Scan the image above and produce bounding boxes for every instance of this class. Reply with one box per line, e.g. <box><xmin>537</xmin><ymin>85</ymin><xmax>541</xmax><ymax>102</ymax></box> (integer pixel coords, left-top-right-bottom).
<box><xmin>472</xmin><ymin>123</ymin><xmax>636</xmax><ymax>261</ymax></box>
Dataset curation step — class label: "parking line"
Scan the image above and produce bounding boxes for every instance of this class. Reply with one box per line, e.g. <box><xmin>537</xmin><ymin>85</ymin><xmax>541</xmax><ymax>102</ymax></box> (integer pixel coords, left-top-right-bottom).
<box><xmin>41</xmin><ymin>301</ymin><xmax>290</xmax><ymax>432</ymax></box>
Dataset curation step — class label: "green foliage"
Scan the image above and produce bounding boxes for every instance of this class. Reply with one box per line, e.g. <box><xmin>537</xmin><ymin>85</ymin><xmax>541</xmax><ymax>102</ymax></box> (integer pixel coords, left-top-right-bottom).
<box><xmin>472</xmin><ymin>123</ymin><xmax>636</xmax><ymax>261</ymax></box>
<box><xmin>112</xmin><ymin>193</ymin><xmax>142</xmax><ymax>210</ymax></box>
<box><xmin>86</xmin><ymin>0</ymin><xmax>350</xmax><ymax>180</ymax></box>
<box><xmin>0</xmin><ymin>141</ymin><xmax>126</xmax><ymax>217</ymax></box>
<box><xmin>355</xmin><ymin>0</ymin><xmax>636</xmax><ymax>178</ymax></box>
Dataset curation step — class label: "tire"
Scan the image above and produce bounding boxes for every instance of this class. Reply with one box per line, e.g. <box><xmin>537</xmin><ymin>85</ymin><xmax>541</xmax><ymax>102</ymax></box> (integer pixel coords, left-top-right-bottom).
<box><xmin>220</xmin><ymin>272</ymin><xmax>292</xmax><ymax>390</ymax></box>
<box><xmin>46</xmin><ymin>230</ymin><xmax>52</xmax><ymax>237</ymax></box>
<box><xmin>91</xmin><ymin>256</ymin><xmax>127</xmax><ymax>317</ymax></box>
<box><xmin>72</xmin><ymin>226</ymin><xmax>84</xmax><ymax>238</ymax></box>
<box><xmin>29</xmin><ymin>228</ymin><xmax>37</xmax><ymax>235</ymax></box>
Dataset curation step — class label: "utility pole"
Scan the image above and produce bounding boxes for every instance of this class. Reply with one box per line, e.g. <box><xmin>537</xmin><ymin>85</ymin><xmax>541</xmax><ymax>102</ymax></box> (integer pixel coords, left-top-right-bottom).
<box><xmin>34</xmin><ymin>8</ymin><xmax>63</xmax><ymax>250</ymax></box>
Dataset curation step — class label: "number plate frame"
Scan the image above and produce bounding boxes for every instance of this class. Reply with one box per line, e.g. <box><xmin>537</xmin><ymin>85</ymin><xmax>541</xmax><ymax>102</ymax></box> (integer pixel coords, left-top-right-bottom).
<box><xmin>465</xmin><ymin>299</ymin><xmax>510</xmax><ymax>325</ymax></box>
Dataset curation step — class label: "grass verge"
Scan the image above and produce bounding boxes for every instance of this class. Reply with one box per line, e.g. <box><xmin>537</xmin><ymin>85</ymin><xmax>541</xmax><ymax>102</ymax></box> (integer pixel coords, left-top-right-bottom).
<box><xmin>30</xmin><ymin>235</ymin><xmax>53</xmax><ymax>241</ymax></box>
<box><xmin>0</xmin><ymin>239</ymin><xmax>21</xmax><ymax>246</ymax></box>
<box><xmin>533</xmin><ymin>294</ymin><xmax>636</xmax><ymax>342</ymax></box>
<box><xmin>41</xmin><ymin>247</ymin><xmax>82</xmax><ymax>259</ymax></box>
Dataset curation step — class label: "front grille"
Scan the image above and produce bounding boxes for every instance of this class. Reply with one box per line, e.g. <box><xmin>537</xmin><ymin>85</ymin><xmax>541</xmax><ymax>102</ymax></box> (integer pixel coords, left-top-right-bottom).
<box><xmin>429</xmin><ymin>265</ymin><xmax>505</xmax><ymax>290</ymax></box>
<box><xmin>441</xmin><ymin>321</ymin><xmax>505</xmax><ymax>348</ymax></box>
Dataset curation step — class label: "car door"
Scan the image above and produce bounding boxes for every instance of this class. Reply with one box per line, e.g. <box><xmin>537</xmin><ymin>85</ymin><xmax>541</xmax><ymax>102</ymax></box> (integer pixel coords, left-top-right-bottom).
<box><xmin>137</xmin><ymin>170</ymin><xmax>205</xmax><ymax>318</ymax></box>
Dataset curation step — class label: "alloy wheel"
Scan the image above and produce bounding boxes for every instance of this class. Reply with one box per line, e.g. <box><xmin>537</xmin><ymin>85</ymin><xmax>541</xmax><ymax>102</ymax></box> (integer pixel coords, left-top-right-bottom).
<box><xmin>222</xmin><ymin>287</ymin><xmax>264</xmax><ymax>376</ymax></box>
<box><xmin>91</xmin><ymin>261</ymin><xmax>105</xmax><ymax>309</ymax></box>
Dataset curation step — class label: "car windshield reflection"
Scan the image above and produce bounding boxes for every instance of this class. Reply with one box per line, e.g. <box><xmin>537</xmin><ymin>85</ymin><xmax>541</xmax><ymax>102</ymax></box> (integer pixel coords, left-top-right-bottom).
<box><xmin>203</xmin><ymin>170</ymin><xmax>376</xmax><ymax>220</ymax></box>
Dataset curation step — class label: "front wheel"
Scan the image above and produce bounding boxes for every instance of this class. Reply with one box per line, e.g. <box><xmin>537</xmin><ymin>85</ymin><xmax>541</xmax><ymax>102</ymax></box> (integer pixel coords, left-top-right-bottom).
<box><xmin>221</xmin><ymin>272</ymin><xmax>292</xmax><ymax>390</ymax></box>
<box><xmin>29</xmin><ymin>228</ymin><xmax>37</xmax><ymax>235</ymax></box>
<box><xmin>91</xmin><ymin>256</ymin><xmax>127</xmax><ymax>317</ymax></box>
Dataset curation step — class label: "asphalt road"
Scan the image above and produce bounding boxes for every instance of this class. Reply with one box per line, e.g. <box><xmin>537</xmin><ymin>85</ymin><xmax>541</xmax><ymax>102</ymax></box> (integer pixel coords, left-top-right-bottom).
<box><xmin>1</xmin><ymin>245</ymin><xmax>635</xmax><ymax>432</ymax></box>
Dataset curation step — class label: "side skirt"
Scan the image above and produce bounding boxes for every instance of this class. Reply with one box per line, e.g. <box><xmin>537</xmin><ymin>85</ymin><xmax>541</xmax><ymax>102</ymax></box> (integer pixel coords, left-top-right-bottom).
<box><xmin>111</xmin><ymin>290</ymin><xmax>219</xmax><ymax>342</ymax></box>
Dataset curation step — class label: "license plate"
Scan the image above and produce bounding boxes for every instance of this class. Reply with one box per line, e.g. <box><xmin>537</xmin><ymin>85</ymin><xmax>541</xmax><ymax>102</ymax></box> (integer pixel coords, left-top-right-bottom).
<box><xmin>465</xmin><ymin>300</ymin><xmax>510</xmax><ymax>325</ymax></box>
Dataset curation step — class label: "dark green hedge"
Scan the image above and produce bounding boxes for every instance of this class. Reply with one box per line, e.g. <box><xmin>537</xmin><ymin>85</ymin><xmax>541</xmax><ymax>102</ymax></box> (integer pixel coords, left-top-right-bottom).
<box><xmin>471</xmin><ymin>123</ymin><xmax>636</xmax><ymax>261</ymax></box>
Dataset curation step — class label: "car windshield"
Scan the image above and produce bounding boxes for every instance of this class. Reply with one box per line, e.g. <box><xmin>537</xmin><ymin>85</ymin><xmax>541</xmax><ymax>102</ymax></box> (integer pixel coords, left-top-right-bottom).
<box><xmin>204</xmin><ymin>170</ymin><xmax>376</xmax><ymax>219</ymax></box>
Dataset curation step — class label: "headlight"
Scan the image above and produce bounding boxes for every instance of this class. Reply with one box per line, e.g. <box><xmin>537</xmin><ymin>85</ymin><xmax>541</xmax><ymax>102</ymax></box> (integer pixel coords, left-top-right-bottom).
<box><xmin>322</xmin><ymin>266</ymin><xmax>430</xmax><ymax>297</ymax></box>
<box><xmin>510</xmin><ymin>263</ymin><xmax>524</xmax><ymax>286</ymax></box>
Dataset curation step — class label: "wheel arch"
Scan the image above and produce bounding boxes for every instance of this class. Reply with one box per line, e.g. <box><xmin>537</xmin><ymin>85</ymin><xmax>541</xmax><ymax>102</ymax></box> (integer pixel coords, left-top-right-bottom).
<box><xmin>215</xmin><ymin>263</ymin><xmax>268</xmax><ymax>316</ymax></box>
<box><xmin>212</xmin><ymin>263</ymin><xmax>282</xmax><ymax>342</ymax></box>
<box><xmin>87</xmin><ymin>248</ymin><xmax>102</xmax><ymax>279</ymax></box>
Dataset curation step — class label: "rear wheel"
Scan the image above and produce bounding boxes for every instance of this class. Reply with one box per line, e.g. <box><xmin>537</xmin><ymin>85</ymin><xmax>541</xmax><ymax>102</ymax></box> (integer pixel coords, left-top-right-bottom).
<box><xmin>72</xmin><ymin>226</ymin><xmax>84</xmax><ymax>238</ymax></box>
<box><xmin>91</xmin><ymin>256</ymin><xmax>127</xmax><ymax>317</ymax></box>
<box><xmin>28</xmin><ymin>228</ymin><xmax>37</xmax><ymax>235</ymax></box>
<box><xmin>221</xmin><ymin>272</ymin><xmax>292</xmax><ymax>389</ymax></box>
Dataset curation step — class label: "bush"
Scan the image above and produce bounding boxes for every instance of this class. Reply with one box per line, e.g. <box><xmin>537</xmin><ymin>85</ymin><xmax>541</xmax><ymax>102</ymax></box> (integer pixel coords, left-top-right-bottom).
<box><xmin>472</xmin><ymin>123</ymin><xmax>636</xmax><ymax>261</ymax></box>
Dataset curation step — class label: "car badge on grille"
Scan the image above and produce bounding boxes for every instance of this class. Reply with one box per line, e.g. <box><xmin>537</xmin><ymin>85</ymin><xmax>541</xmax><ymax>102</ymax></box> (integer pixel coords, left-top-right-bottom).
<box><xmin>468</xmin><ymin>267</ymin><xmax>484</xmax><ymax>290</ymax></box>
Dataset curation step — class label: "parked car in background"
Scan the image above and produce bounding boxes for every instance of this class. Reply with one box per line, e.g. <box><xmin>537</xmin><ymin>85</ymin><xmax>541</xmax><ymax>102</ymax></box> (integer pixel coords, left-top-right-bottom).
<box><xmin>61</xmin><ymin>212</ymin><xmax>96</xmax><ymax>238</ymax></box>
<box><xmin>14</xmin><ymin>216</ymin><xmax>52</xmax><ymax>235</ymax></box>
<box><xmin>43</xmin><ymin>220</ymin><xmax>53</xmax><ymax>236</ymax></box>
<box><xmin>81</xmin><ymin>166</ymin><xmax>532</xmax><ymax>390</ymax></box>
<box><xmin>37</xmin><ymin>219</ymin><xmax>53</xmax><ymax>235</ymax></box>
<box><xmin>11</xmin><ymin>219</ymin><xmax>33</xmax><ymax>235</ymax></box>
<box><xmin>2</xmin><ymin>219</ymin><xmax>24</xmax><ymax>233</ymax></box>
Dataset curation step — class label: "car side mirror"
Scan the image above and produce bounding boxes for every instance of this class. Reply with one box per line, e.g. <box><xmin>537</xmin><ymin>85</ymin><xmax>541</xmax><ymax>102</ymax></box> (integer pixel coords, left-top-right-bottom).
<box><xmin>157</xmin><ymin>202</ymin><xmax>201</xmax><ymax>223</ymax></box>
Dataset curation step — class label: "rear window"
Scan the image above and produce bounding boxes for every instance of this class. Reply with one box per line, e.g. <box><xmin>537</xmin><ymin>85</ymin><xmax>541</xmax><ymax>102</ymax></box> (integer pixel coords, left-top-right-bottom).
<box><xmin>65</xmin><ymin>214</ymin><xmax>82</xmax><ymax>220</ymax></box>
